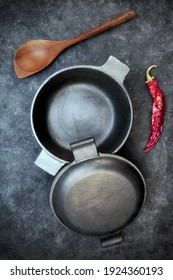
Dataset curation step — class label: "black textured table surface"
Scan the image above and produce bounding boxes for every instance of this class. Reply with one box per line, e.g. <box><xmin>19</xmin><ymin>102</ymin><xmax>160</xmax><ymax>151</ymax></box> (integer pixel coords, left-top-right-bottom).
<box><xmin>0</xmin><ymin>0</ymin><xmax>173</xmax><ymax>260</ymax></box>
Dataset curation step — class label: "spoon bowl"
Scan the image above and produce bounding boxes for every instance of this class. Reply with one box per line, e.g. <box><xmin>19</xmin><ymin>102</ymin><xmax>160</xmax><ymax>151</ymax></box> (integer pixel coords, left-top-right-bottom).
<box><xmin>14</xmin><ymin>40</ymin><xmax>68</xmax><ymax>77</ymax></box>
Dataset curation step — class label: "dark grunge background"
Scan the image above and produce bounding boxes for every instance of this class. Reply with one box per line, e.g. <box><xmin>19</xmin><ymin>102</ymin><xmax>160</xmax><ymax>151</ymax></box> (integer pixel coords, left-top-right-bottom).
<box><xmin>0</xmin><ymin>0</ymin><xmax>173</xmax><ymax>259</ymax></box>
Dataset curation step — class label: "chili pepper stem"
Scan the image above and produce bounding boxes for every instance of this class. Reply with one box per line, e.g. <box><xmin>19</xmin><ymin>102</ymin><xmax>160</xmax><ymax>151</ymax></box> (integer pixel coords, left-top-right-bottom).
<box><xmin>146</xmin><ymin>65</ymin><xmax>157</xmax><ymax>83</ymax></box>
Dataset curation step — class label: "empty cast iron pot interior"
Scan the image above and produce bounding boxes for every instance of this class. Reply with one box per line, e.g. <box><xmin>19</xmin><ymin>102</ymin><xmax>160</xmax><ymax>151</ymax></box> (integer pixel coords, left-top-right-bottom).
<box><xmin>50</xmin><ymin>154</ymin><xmax>145</xmax><ymax>236</ymax></box>
<box><xmin>32</xmin><ymin>68</ymin><xmax>132</xmax><ymax>162</ymax></box>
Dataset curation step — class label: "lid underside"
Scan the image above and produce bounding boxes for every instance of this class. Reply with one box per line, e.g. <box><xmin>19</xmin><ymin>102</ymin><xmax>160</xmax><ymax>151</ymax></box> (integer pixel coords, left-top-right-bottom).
<box><xmin>50</xmin><ymin>156</ymin><xmax>145</xmax><ymax>236</ymax></box>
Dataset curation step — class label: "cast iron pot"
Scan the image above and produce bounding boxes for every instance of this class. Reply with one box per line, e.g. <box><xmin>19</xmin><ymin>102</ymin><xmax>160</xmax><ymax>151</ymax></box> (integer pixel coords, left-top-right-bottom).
<box><xmin>31</xmin><ymin>56</ymin><xmax>133</xmax><ymax>175</ymax></box>
<box><xmin>31</xmin><ymin>56</ymin><xmax>146</xmax><ymax>246</ymax></box>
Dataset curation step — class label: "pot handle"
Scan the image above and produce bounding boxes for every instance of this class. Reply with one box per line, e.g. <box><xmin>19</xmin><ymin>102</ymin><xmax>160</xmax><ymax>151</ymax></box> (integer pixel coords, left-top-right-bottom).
<box><xmin>35</xmin><ymin>149</ymin><xmax>64</xmax><ymax>176</ymax></box>
<box><xmin>97</xmin><ymin>56</ymin><xmax>130</xmax><ymax>84</ymax></box>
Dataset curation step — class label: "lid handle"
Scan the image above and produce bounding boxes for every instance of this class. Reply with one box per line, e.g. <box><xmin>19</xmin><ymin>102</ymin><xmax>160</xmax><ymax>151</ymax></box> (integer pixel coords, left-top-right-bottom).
<box><xmin>70</xmin><ymin>138</ymin><xmax>99</xmax><ymax>162</ymax></box>
<box><xmin>100</xmin><ymin>232</ymin><xmax>123</xmax><ymax>247</ymax></box>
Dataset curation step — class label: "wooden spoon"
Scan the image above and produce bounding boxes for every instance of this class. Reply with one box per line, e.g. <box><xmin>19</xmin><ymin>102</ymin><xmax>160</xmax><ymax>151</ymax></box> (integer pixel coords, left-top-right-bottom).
<box><xmin>14</xmin><ymin>10</ymin><xmax>137</xmax><ymax>78</ymax></box>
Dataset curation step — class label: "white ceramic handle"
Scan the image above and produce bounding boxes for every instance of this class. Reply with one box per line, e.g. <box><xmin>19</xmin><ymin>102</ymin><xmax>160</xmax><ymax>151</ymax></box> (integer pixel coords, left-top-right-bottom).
<box><xmin>35</xmin><ymin>150</ymin><xmax>64</xmax><ymax>176</ymax></box>
<box><xmin>98</xmin><ymin>56</ymin><xmax>130</xmax><ymax>84</ymax></box>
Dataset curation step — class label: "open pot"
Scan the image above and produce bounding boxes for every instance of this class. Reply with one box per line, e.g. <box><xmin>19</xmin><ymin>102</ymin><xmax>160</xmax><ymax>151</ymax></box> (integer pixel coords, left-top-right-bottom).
<box><xmin>31</xmin><ymin>56</ymin><xmax>133</xmax><ymax>175</ymax></box>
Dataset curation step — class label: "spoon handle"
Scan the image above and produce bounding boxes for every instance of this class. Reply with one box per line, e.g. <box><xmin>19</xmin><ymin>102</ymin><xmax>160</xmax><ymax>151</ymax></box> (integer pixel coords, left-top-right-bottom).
<box><xmin>66</xmin><ymin>10</ymin><xmax>137</xmax><ymax>46</ymax></box>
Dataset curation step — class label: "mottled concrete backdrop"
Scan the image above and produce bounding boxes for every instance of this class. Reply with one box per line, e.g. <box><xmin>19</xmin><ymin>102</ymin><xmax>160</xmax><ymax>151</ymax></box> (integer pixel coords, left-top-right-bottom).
<box><xmin>0</xmin><ymin>0</ymin><xmax>173</xmax><ymax>259</ymax></box>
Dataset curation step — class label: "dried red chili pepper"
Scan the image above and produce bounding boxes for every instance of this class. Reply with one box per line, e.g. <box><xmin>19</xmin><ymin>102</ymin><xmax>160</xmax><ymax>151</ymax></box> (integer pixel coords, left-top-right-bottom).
<box><xmin>144</xmin><ymin>65</ymin><xmax>165</xmax><ymax>152</ymax></box>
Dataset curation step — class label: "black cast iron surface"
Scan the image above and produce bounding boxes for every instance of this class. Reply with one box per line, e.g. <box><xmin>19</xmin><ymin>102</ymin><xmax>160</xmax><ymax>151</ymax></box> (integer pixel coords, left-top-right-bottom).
<box><xmin>50</xmin><ymin>138</ymin><xmax>145</xmax><ymax>236</ymax></box>
<box><xmin>0</xmin><ymin>0</ymin><xmax>173</xmax><ymax>259</ymax></box>
<box><xmin>32</xmin><ymin>67</ymin><xmax>132</xmax><ymax>161</ymax></box>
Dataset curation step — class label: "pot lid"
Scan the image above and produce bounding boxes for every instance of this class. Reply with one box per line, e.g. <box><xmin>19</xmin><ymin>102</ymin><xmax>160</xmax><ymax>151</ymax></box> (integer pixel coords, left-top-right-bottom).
<box><xmin>50</xmin><ymin>138</ymin><xmax>146</xmax><ymax>236</ymax></box>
